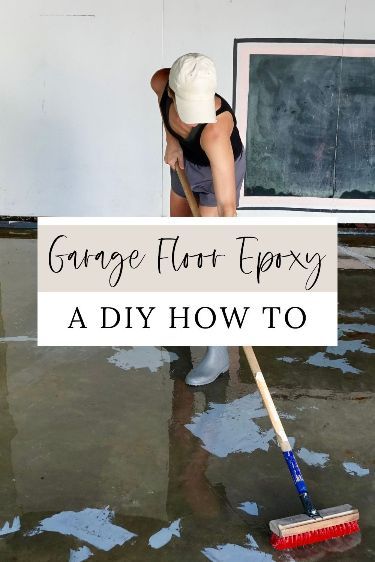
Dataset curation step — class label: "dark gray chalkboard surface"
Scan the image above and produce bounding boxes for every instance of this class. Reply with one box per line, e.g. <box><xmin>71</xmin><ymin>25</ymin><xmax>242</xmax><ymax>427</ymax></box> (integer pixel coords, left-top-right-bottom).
<box><xmin>335</xmin><ymin>57</ymin><xmax>375</xmax><ymax>198</ymax></box>
<box><xmin>245</xmin><ymin>54</ymin><xmax>375</xmax><ymax>199</ymax></box>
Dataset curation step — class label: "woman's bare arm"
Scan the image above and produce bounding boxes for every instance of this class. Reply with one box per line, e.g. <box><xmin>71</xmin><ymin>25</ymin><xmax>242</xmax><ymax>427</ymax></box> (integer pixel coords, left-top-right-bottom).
<box><xmin>200</xmin><ymin>113</ymin><xmax>237</xmax><ymax>216</ymax></box>
<box><xmin>150</xmin><ymin>68</ymin><xmax>184</xmax><ymax>170</ymax></box>
<box><xmin>150</xmin><ymin>68</ymin><xmax>170</xmax><ymax>100</ymax></box>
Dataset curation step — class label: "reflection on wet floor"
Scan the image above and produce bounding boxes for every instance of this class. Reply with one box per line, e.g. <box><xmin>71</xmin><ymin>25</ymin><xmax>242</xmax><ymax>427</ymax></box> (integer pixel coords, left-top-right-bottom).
<box><xmin>0</xmin><ymin>236</ymin><xmax>374</xmax><ymax>561</ymax></box>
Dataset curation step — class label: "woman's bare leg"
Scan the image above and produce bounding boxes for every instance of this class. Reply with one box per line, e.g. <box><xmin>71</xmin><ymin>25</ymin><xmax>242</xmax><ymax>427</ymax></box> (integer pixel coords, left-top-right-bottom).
<box><xmin>170</xmin><ymin>190</ymin><xmax>194</xmax><ymax>217</ymax></box>
<box><xmin>199</xmin><ymin>205</ymin><xmax>218</xmax><ymax>217</ymax></box>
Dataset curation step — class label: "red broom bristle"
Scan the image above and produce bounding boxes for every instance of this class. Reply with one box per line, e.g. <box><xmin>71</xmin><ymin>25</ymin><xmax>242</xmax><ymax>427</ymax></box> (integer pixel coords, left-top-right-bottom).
<box><xmin>271</xmin><ymin>520</ymin><xmax>360</xmax><ymax>550</ymax></box>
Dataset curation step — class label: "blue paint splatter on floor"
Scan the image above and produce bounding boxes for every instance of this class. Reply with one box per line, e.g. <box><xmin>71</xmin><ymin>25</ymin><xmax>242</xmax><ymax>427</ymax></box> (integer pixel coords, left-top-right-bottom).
<box><xmin>306</xmin><ymin>352</ymin><xmax>361</xmax><ymax>374</ymax></box>
<box><xmin>338</xmin><ymin>323</ymin><xmax>375</xmax><ymax>337</ymax></box>
<box><xmin>108</xmin><ymin>346</ymin><xmax>178</xmax><ymax>373</ymax></box>
<box><xmin>326</xmin><ymin>339</ymin><xmax>375</xmax><ymax>356</ymax></box>
<box><xmin>339</xmin><ymin>308</ymin><xmax>374</xmax><ymax>319</ymax></box>
<box><xmin>0</xmin><ymin>516</ymin><xmax>21</xmax><ymax>536</ymax></box>
<box><xmin>245</xmin><ymin>534</ymin><xmax>259</xmax><ymax>549</ymax></box>
<box><xmin>343</xmin><ymin>462</ymin><xmax>370</xmax><ymax>477</ymax></box>
<box><xmin>238</xmin><ymin>502</ymin><xmax>259</xmax><ymax>516</ymax></box>
<box><xmin>0</xmin><ymin>336</ymin><xmax>37</xmax><ymax>343</ymax></box>
<box><xmin>148</xmin><ymin>519</ymin><xmax>181</xmax><ymax>549</ymax></box>
<box><xmin>26</xmin><ymin>506</ymin><xmax>136</xmax><ymax>551</ymax></box>
<box><xmin>277</xmin><ymin>313</ymin><xmax>375</xmax><ymax>375</ymax></box>
<box><xmin>276</xmin><ymin>356</ymin><xmax>299</xmax><ymax>364</ymax></box>
<box><xmin>69</xmin><ymin>546</ymin><xmax>93</xmax><ymax>562</ymax></box>
<box><xmin>202</xmin><ymin>534</ymin><xmax>292</xmax><ymax>561</ymax></box>
<box><xmin>296</xmin><ymin>447</ymin><xmax>330</xmax><ymax>467</ymax></box>
<box><xmin>185</xmin><ymin>393</ymin><xmax>275</xmax><ymax>458</ymax></box>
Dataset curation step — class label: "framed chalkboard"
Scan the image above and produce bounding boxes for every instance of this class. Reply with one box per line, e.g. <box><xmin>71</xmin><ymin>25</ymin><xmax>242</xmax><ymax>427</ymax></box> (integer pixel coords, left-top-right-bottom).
<box><xmin>233</xmin><ymin>39</ymin><xmax>375</xmax><ymax>212</ymax></box>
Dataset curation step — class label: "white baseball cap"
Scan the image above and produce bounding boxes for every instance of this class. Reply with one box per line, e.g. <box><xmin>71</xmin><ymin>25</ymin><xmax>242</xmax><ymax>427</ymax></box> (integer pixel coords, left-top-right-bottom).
<box><xmin>169</xmin><ymin>53</ymin><xmax>217</xmax><ymax>124</ymax></box>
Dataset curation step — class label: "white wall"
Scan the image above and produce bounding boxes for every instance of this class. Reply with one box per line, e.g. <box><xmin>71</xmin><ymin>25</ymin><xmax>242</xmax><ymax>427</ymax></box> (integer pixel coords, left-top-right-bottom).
<box><xmin>0</xmin><ymin>0</ymin><xmax>374</xmax><ymax>217</ymax></box>
<box><xmin>0</xmin><ymin>0</ymin><xmax>163</xmax><ymax>216</ymax></box>
<box><xmin>163</xmin><ymin>0</ymin><xmax>346</xmax><ymax>105</ymax></box>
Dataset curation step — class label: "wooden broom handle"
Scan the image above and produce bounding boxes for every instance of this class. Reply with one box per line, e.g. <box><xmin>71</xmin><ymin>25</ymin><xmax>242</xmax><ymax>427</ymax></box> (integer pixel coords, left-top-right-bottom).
<box><xmin>175</xmin><ymin>162</ymin><xmax>201</xmax><ymax>217</ymax></box>
<box><xmin>173</xmin><ymin>166</ymin><xmax>290</xmax><ymax>451</ymax></box>
<box><xmin>243</xmin><ymin>346</ymin><xmax>292</xmax><ymax>452</ymax></box>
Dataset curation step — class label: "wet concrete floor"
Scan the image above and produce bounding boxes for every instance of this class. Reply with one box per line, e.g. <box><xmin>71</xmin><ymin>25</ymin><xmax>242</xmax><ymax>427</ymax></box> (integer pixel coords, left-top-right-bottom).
<box><xmin>0</xmin><ymin>231</ymin><xmax>374</xmax><ymax>561</ymax></box>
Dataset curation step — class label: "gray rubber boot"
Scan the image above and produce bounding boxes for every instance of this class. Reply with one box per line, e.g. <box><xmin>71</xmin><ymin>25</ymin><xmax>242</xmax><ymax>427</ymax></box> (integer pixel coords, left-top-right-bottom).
<box><xmin>185</xmin><ymin>346</ymin><xmax>229</xmax><ymax>386</ymax></box>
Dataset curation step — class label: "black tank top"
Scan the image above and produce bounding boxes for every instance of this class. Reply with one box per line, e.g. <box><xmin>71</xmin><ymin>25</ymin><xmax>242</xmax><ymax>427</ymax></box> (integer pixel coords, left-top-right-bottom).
<box><xmin>159</xmin><ymin>84</ymin><xmax>243</xmax><ymax>166</ymax></box>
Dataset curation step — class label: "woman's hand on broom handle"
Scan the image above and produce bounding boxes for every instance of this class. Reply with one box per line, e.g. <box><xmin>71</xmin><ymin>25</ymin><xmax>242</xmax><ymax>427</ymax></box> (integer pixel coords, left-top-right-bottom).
<box><xmin>164</xmin><ymin>135</ymin><xmax>184</xmax><ymax>171</ymax></box>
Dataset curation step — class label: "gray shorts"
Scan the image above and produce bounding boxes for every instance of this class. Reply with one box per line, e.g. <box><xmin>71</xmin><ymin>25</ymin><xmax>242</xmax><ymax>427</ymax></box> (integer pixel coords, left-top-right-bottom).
<box><xmin>170</xmin><ymin>148</ymin><xmax>246</xmax><ymax>207</ymax></box>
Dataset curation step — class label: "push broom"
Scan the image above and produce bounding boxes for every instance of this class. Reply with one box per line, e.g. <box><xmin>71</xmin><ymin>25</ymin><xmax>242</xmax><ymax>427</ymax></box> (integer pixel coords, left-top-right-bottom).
<box><xmin>175</xmin><ymin>162</ymin><xmax>360</xmax><ymax>550</ymax></box>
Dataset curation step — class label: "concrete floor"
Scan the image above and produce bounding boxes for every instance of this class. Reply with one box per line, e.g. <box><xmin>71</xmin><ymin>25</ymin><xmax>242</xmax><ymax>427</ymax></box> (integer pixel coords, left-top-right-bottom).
<box><xmin>0</xmin><ymin>230</ymin><xmax>374</xmax><ymax>561</ymax></box>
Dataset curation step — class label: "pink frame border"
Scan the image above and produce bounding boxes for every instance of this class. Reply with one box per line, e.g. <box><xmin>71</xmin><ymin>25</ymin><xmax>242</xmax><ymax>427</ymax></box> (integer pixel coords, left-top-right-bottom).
<box><xmin>235</xmin><ymin>41</ymin><xmax>375</xmax><ymax>212</ymax></box>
